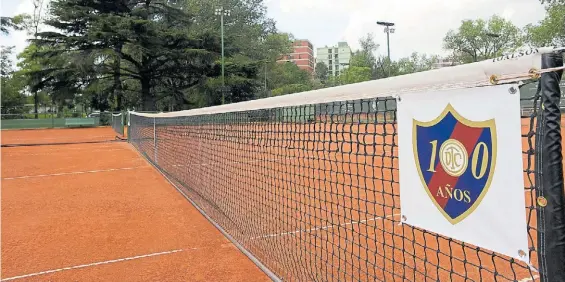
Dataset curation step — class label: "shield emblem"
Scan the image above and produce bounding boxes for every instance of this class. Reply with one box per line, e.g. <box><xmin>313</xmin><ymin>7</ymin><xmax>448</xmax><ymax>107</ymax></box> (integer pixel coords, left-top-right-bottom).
<box><xmin>413</xmin><ymin>104</ymin><xmax>497</xmax><ymax>224</ymax></box>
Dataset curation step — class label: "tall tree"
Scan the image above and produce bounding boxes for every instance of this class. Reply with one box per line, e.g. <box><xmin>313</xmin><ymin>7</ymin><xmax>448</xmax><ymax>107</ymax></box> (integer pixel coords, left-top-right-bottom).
<box><xmin>1</xmin><ymin>46</ymin><xmax>14</xmax><ymax>76</ymax></box>
<box><xmin>269</xmin><ymin>62</ymin><xmax>311</xmax><ymax>95</ymax></box>
<box><xmin>183</xmin><ymin>0</ymin><xmax>278</xmax><ymax>61</ymax></box>
<box><xmin>1</xmin><ymin>75</ymin><xmax>27</xmax><ymax>115</ymax></box>
<box><xmin>314</xmin><ymin>62</ymin><xmax>328</xmax><ymax>84</ymax></box>
<box><xmin>37</xmin><ymin>0</ymin><xmax>223</xmax><ymax>111</ymax></box>
<box><xmin>1</xmin><ymin>16</ymin><xmax>24</xmax><ymax>35</ymax></box>
<box><xmin>1</xmin><ymin>17</ymin><xmax>13</xmax><ymax>34</ymax></box>
<box><xmin>18</xmin><ymin>0</ymin><xmax>46</xmax><ymax>118</ymax></box>
<box><xmin>525</xmin><ymin>3</ymin><xmax>565</xmax><ymax>47</ymax></box>
<box><xmin>350</xmin><ymin>33</ymin><xmax>380</xmax><ymax>78</ymax></box>
<box><xmin>395</xmin><ymin>52</ymin><xmax>438</xmax><ymax>75</ymax></box>
<box><xmin>351</xmin><ymin>33</ymin><xmax>378</xmax><ymax>67</ymax></box>
<box><xmin>337</xmin><ymin>66</ymin><xmax>372</xmax><ymax>85</ymax></box>
<box><xmin>1</xmin><ymin>47</ymin><xmax>27</xmax><ymax>115</ymax></box>
<box><xmin>182</xmin><ymin>0</ymin><xmax>291</xmax><ymax>104</ymax></box>
<box><xmin>269</xmin><ymin>62</ymin><xmax>310</xmax><ymax>89</ymax></box>
<box><xmin>443</xmin><ymin>15</ymin><xmax>523</xmax><ymax>63</ymax></box>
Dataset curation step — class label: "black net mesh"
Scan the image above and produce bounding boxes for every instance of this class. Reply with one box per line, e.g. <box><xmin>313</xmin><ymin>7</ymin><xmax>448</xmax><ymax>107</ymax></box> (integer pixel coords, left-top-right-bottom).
<box><xmin>129</xmin><ymin>85</ymin><xmax>541</xmax><ymax>281</ymax></box>
<box><xmin>111</xmin><ymin>113</ymin><xmax>124</xmax><ymax>137</ymax></box>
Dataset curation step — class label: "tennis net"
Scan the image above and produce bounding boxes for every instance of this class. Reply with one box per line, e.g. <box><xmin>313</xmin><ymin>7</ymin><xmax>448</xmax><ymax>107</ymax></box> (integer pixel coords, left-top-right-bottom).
<box><xmin>111</xmin><ymin>112</ymin><xmax>124</xmax><ymax>137</ymax></box>
<box><xmin>128</xmin><ymin>49</ymin><xmax>565</xmax><ymax>281</ymax></box>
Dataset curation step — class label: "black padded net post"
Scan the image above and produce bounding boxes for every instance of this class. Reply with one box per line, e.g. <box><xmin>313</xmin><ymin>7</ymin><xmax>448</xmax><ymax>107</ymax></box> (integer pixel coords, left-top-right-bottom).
<box><xmin>535</xmin><ymin>52</ymin><xmax>565</xmax><ymax>282</ymax></box>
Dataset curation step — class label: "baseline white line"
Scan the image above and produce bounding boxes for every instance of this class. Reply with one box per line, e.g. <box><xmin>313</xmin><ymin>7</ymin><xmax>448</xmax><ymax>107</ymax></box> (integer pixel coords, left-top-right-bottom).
<box><xmin>250</xmin><ymin>213</ymin><xmax>400</xmax><ymax>240</ymax></box>
<box><xmin>4</xmin><ymin>135</ymin><xmax>114</xmax><ymax>142</ymax></box>
<box><xmin>0</xmin><ymin>249</ymin><xmax>185</xmax><ymax>281</ymax></box>
<box><xmin>2</xmin><ymin>166</ymin><xmax>147</xmax><ymax>180</ymax></box>
<box><xmin>3</xmin><ymin>148</ymin><xmax>129</xmax><ymax>157</ymax></box>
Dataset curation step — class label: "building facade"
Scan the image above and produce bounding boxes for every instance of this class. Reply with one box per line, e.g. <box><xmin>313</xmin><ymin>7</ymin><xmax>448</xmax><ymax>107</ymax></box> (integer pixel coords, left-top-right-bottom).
<box><xmin>316</xmin><ymin>42</ymin><xmax>353</xmax><ymax>77</ymax></box>
<box><xmin>277</xmin><ymin>39</ymin><xmax>315</xmax><ymax>73</ymax></box>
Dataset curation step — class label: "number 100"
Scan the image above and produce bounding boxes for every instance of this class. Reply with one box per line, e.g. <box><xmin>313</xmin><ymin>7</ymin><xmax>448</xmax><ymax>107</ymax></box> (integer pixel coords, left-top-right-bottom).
<box><xmin>427</xmin><ymin>140</ymin><xmax>490</xmax><ymax>179</ymax></box>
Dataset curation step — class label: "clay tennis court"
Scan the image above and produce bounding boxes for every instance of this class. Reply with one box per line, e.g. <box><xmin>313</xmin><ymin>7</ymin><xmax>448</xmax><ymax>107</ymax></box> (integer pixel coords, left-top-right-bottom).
<box><xmin>1</xmin><ymin>114</ymin><xmax>552</xmax><ymax>281</ymax></box>
<box><xmin>1</xmin><ymin>127</ymin><xmax>269</xmax><ymax>281</ymax></box>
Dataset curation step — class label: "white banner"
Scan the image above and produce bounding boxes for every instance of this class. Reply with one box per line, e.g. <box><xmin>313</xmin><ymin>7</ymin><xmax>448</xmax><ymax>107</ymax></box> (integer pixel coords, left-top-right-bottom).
<box><xmin>398</xmin><ymin>84</ymin><xmax>529</xmax><ymax>262</ymax></box>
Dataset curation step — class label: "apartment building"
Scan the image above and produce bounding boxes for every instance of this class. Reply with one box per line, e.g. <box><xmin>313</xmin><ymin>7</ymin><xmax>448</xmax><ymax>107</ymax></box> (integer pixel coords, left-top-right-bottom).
<box><xmin>316</xmin><ymin>42</ymin><xmax>353</xmax><ymax>77</ymax></box>
<box><xmin>277</xmin><ymin>39</ymin><xmax>315</xmax><ymax>73</ymax></box>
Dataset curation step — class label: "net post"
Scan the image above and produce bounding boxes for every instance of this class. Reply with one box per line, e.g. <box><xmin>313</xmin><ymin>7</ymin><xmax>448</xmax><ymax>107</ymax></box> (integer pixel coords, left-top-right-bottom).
<box><xmin>127</xmin><ymin>111</ymin><xmax>131</xmax><ymax>142</ymax></box>
<box><xmin>536</xmin><ymin>51</ymin><xmax>565</xmax><ymax>282</ymax></box>
<box><xmin>121</xmin><ymin>111</ymin><xmax>125</xmax><ymax>136</ymax></box>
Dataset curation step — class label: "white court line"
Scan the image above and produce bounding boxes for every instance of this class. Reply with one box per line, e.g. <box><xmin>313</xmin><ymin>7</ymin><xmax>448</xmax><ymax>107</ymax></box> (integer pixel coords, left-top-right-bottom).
<box><xmin>4</xmin><ymin>135</ymin><xmax>114</xmax><ymax>142</ymax></box>
<box><xmin>2</xmin><ymin>166</ymin><xmax>147</xmax><ymax>180</ymax></box>
<box><xmin>3</xmin><ymin>148</ymin><xmax>130</xmax><ymax>157</ymax></box>
<box><xmin>0</xmin><ymin>249</ymin><xmax>186</xmax><ymax>281</ymax></box>
<box><xmin>250</xmin><ymin>213</ymin><xmax>400</xmax><ymax>240</ymax></box>
<box><xmin>2</xmin><ymin>144</ymin><xmax>120</xmax><ymax>151</ymax></box>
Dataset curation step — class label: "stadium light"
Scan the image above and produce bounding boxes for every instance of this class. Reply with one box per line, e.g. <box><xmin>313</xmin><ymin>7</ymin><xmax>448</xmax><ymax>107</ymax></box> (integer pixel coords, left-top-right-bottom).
<box><xmin>215</xmin><ymin>7</ymin><xmax>231</xmax><ymax>105</ymax></box>
<box><xmin>377</xmin><ymin>21</ymin><xmax>395</xmax><ymax>76</ymax></box>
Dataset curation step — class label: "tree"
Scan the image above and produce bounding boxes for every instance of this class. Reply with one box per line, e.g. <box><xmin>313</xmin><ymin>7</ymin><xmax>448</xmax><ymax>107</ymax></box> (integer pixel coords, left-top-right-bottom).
<box><xmin>187</xmin><ymin>55</ymin><xmax>263</xmax><ymax>107</ymax></box>
<box><xmin>37</xmin><ymin>0</ymin><xmax>223</xmax><ymax>111</ymax></box>
<box><xmin>337</xmin><ymin>66</ymin><xmax>372</xmax><ymax>85</ymax></box>
<box><xmin>182</xmin><ymin>0</ymin><xmax>292</xmax><ymax>104</ymax></box>
<box><xmin>1</xmin><ymin>46</ymin><xmax>14</xmax><ymax>76</ymax></box>
<box><xmin>349</xmin><ymin>33</ymin><xmax>382</xmax><ymax>79</ymax></box>
<box><xmin>262</xmin><ymin>32</ymin><xmax>294</xmax><ymax>62</ymax></box>
<box><xmin>1</xmin><ymin>17</ymin><xmax>13</xmax><ymax>34</ymax></box>
<box><xmin>182</xmin><ymin>0</ymin><xmax>279</xmax><ymax>61</ymax></box>
<box><xmin>351</xmin><ymin>33</ymin><xmax>379</xmax><ymax>68</ymax></box>
<box><xmin>1</xmin><ymin>16</ymin><xmax>24</xmax><ymax>35</ymax></box>
<box><xmin>29</xmin><ymin>1</ymin><xmax>46</xmax><ymax>118</ymax></box>
<box><xmin>1</xmin><ymin>76</ymin><xmax>27</xmax><ymax>115</ymax></box>
<box><xmin>269</xmin><ymin>62</ymin><xmax>310</xmax><ymax>88</ymax></box>
<box><xmin>314</xmin><ymin>62</ymin><xmax>328</xmax><ymax>83</ymax></box>
<box><xmin>269</xmin><ymin>62</ymin><xmax>312</xmax><ymax>95</ymax></box>
<box><xmin>525</xmin><ymin>3</ymin><xmax>565</xmax><ymax>47</ymax></box>
<box><xmin>395</xmin><ymin>52</ymin><xmax>438</xmax><ymax>75</ymax></box>
<box><xmin>443</xmin><ymin>15</ymin><xmax>523</xmax><ymax>63</ymax></box>
<box><xmin>16</xmin><ymin>43</ymin><xmax>45</xmax><ymax>118</ymax></box>
<box><xmin>1</xmin><ymin>48</ymin><xmax>26</xmax><ymax>115</ymax></box>
<box><xmin>271</xmin><ymin>84</ymin><xmax>311</xmax><ymax>96</ymax></box>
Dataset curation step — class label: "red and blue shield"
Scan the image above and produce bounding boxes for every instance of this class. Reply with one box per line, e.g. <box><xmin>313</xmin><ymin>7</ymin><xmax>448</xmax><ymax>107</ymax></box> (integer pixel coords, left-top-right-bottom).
<box><xmin>413</xmin><ymin>104</ymin><xmax>497</xmax><ymax>224</ymax></box>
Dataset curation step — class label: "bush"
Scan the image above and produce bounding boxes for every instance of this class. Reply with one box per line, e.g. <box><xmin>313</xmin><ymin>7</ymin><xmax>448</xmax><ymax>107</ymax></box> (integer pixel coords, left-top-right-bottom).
<box><xmin>99</xmin><ymin>112</ymin><xmax>111</xmax><ymax>125</ymax></box>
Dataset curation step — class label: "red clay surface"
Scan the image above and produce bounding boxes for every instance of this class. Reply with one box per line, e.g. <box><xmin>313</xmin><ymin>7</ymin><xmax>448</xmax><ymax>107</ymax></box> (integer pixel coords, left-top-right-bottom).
<box><xmin>1</xmin><ymin>127</ymin><xmax>118</xmax><ymax>145</ymax></box>
<box><xmin>1</xmin><ymin>130</ymin><xmax>268</xmax><ymax>281</ymax></box>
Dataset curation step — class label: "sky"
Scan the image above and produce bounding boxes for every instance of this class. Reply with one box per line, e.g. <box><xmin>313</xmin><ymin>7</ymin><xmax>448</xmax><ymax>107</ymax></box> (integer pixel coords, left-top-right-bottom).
<box><xmin>0</xmin><ymin>0</ymin><xmax>549</xmax><ymax>67</ymax></box>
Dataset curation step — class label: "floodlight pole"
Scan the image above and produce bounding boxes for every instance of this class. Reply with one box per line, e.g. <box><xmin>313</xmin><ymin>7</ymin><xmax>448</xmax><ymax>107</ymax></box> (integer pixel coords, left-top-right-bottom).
<box><xmin>377</xmin><ymin>21</ymin><xmax>395</xmax><ymax>76</ymax></box>
<box><xmin>221</xmin><ymin>13</ymin><xmax>225</xmax><ymax>104</ymax></box>
<box><xmin>215</xmin><ymin>7</ymin><xmax>231</xmax><ymax>104</ymax></box>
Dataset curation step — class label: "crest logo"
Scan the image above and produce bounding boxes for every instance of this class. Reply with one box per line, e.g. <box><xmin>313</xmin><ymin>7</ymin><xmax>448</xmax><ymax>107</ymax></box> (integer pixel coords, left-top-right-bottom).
<box><xmin>413</xmin><ymin>104</ymin><xmax>497</xmax><ymax>224</ymax></box>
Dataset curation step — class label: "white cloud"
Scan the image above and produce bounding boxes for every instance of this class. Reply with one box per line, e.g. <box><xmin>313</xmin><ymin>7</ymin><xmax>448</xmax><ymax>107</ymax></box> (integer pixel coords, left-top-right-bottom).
<box><xmin>1</xmin><ymin>0</ymin><xmax>51</xmax><ymax>66</ymax></box>
<box><xmin>268</xmin><ymin>0</ymin><xmax>547</xmax><ymax>59</ymax></box>
<box><xmin>12</xmin><ymin>0</ymin><xmax>34</xmax><ymax>54</ymax></box>
<box><xmin>1</xmin><ymin>0</ymin><xmax>549</xmax><ymax>68</ymax></box>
